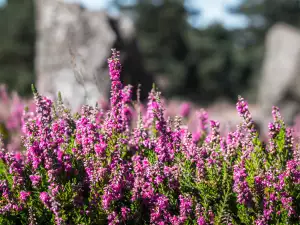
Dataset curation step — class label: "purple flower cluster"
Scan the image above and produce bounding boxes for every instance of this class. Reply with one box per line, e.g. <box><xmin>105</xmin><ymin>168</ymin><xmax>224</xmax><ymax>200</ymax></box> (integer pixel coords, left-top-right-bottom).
<box><xmin>0</xmin><ymin>49</ymin><xmax>299</xmax><ymax>224</ymax></box>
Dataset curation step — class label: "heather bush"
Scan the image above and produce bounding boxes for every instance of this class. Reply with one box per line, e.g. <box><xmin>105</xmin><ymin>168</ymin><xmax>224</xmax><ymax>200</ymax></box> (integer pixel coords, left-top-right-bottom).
<box><xmin>0</xmin><ymin>49</ymin><xmax>299</xmax><ymax>225</ymax></box>
<box><xmin>0</xmin><ymin>85</ymin><xmax>35</xmax><ymax>153</ymax></box>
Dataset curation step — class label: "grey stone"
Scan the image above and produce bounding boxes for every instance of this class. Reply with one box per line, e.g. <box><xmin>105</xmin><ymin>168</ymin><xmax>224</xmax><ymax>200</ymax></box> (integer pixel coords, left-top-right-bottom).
<box><xmin>258</xmin><ymin>22</ymin><xmax>300</xmax><ymax>133</ymax></box>
<box><xmin>35</xmin><ymin>0</ymin><xmax>153</xmax><ymax>111</ymax></box>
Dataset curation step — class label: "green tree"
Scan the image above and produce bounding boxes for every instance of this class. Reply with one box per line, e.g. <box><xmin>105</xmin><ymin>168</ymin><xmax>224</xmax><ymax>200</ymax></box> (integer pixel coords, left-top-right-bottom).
<box><xmin>113</xmin><ymin>0</ymin><xmax>199</xmax><ymax>96</ymax></box>
<box><xmin>112</xmin><ymin>0</ymin><xmax>253</xmax><ymax>103</ymax></box>
<box><xmin>230</xmin><ymin>0</ymin><xmax>300</xmax><ymax>28</ymax></box>
<box><xmin>0</xmin><ymin>0</ymin><xmax>35</xmax><ymax>96</ymax></box>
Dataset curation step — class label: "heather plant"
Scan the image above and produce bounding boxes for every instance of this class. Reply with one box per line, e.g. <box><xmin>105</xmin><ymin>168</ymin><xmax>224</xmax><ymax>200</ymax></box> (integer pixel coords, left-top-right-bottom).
<box><xmin>0</xmin><ymin>85</ymin><xmax>35</xmax><ymax>153</ymax></box>
<box><xmin>0</xmin><ymin>49</ymin><xmax>299</xmax><ymax>225</ymax></box>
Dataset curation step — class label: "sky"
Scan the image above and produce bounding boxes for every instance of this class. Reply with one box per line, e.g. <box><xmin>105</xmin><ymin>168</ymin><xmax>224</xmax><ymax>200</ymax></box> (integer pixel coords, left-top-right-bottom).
<box><xmin>0</xmin><ymin>0</ymin><xmax>248</xmax><ymax>29</ymax></box>
<box><xmin>65</xmin><ymin>0</ymin><xmax>248</xmax><ymax>29</ymax></box>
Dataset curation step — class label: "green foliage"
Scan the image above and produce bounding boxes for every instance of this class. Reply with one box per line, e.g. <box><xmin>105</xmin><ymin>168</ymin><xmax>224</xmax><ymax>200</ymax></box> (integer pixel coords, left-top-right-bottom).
<box><xmin>0</xmin><ymin>0</ymin><xmax>35</xmax><ymax>96</ymax></box>
<box><xmin>0</xmin><ymin>162</ymin><xmax>12</xmax><ymax>189</ymax></box>
<box><xmin>112</xmin><ymin>0</ymin><xmax>251</xmax><ymax>103</ymax></box>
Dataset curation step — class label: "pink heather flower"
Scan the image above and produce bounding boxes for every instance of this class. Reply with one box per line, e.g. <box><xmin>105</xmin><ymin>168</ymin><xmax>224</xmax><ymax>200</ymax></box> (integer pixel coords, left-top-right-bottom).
<box><xmin>144</xmin><ymin>88</ymin><xmax>156</xmax><ymax>128</ymax></box>
<box><xmin>209</xmin><ymin>120</ymin><xmax>220</xmax><ymax>145</ymax></box>
<box><xmin>233</xmin><ymin>161</ymin><xmax>252</xmax><ymax>206</ymax></box>
<box><xmin>20</xmin><ymin>191</ymin><xmax>30</xmax><ymax>202</ymax></box>
<box><xmin>196</xmin><ymin>204</ymin><xmax>207</xmax><ymax>225</ymax></box>
<box><xmin>94</xmin><ymin>142</ymin><xmax>107</xmax><ymax>156</ymax></box>
<box><xmin>170</xmin><ymin>216</ymin><xmax>181</xmax><ymax>225</ymax></box>
<box><xmin>33</xmin><ymin>94</ymin><xmax>53</xmax><ymax>127</ymax></box>
<box><xmin>197</xmin><ymin>109</ymin><xmax>209</xmax><ymax>134</ymax></box>
<box><xmin>105</xmin><ymin>49</ymin><xmax>125</xmax><ymax>134</ymax></box>
<box><xmin>255</xmin><ymin>216</ymin><xmax>267</xmax><ymax>225</ymax></box>
<box><xmin>285</xmin><ymin>128</ymin><xmax>293</xmax><ymax>157</ymax></box>
<box><xmin>254</xmin><ymin>175</ymin><xmax>264</xmax><ymax>193</ymax></box>
<box><xmin>14</xmin><ymin>153</ymin><xmax>22</xmax><ymax>161</ymax></box>
<box><xmin>192</xmin><ymin>131</ymin><xmax>201</xmax><ymax>143</ymax></box>
<box><xmin>263</xmin><ymin>195</ymin><xmax>275</xmax><ymax>222</ymax></box>
<box><xmin>121</xmin><ymin>85</ymin><xmax>132</xmax><ymax>104</ymax></box>
<box><xmin>107</xmin><ymin>49</ymin><xmax>122</xmax><ymax>81</ymax></box>
<box><xmin>152</xmin><ymin>92</ymin><xmax>167</xmax><ymax>133</ymax></box>
<box><xmin>50</xmin><ymin>184</ymin><xmax>60</xmax><ymax>196</ymax></box>
<box><xmin>121</xmin><ymin>207</ymin><xmax>130</xmax><ymax>220</ymax></box>
<box><xmin>197</xmin><ymin>216</ymin><xmax>207</xmax><ymax>225</ymax></box>
<box><xmin>150</xmin><ymin>195</ymin><xmax>170</xmax><ymax>224</ymax></box>
<box><xmin>268</xmin><ymin>122</ymin><xmax>281</xmax><ymax>139</ymax></box>
<box><xmin>107</xmin><ymin>211</ymin><xmax>120</xmax><ymax>225</ymax></box>
<box><xmin>179</xmin><ymin>195</ymin><xmax>193</xmax><ymax>220</ymax></box>
<box><xmin>208</xmin><ymin>210</ymin><xmax>215</xmax><ymax>224</ymax></box>
<box><xmin>0</xmin><ymin>180</ymin><xmax>10</xmax><ymax>200</ymax></box>
<box><xmin>272</xmin><ymin>106</ymin><xmax>282</xmax><ymax>122</ymax></box>
<box><xmin>180</xmin><ymin>102</ymin><xmax>191</xmax><ymax>118</ymax></box>
<box><xmin>286</xmin><ymin>160</ymin><xmax>300</xmax><ymax>184</ymax></box>
<box><xmin>236</xmin><ymin>96</ymin><xmax>256</xmax><ymax>136</ymax></box>
<box><xmin>281</xmin><ymin>196</ymin><xmax>295</xmax><ymax>216</ymax></box>
<box><xmin>40</xmin><ymin>192</ymin><xmax>51</xmax><ymax>208</ymax></box>
<box><xmin>121</xmin><ymin>85</ymin><xmax>133</xmax><ymax>131</ymax></box>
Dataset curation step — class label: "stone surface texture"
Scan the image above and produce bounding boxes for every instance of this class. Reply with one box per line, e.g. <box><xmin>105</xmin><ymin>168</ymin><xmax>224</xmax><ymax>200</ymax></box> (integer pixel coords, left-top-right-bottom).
<box><xmin>258</xmin><ymin>22</ymin><xmax>300</xmax><ymax>132</ymax></box>
<box><xmin>35</xmin><ymin>0</ymin><xmax>152</xmax><ymax>111</ymax></box>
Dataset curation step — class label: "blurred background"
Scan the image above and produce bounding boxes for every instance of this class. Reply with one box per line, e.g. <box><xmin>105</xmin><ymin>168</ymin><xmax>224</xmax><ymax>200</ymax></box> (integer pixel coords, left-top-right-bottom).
<box><xmin>1</xmin><ymin>0</ymin><xmax>300</xmax><ymax>129</ymax></box>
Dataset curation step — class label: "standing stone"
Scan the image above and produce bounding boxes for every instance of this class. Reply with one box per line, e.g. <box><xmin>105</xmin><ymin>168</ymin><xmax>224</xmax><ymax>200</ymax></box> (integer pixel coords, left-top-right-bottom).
<box><xmin>258</xmin><ymin>22</ymin><xmax>300</xmax><ymax>133</ymax></box>
<box><xmin>35</xmin><ymin>0</ymin><xmax>153</xmax><ymax>111</ymax></box>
